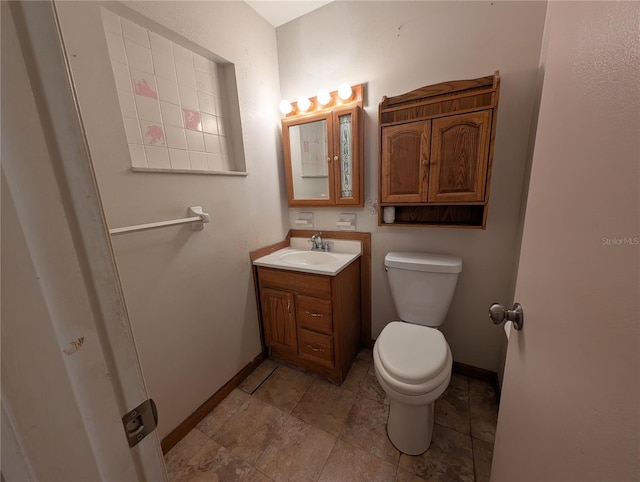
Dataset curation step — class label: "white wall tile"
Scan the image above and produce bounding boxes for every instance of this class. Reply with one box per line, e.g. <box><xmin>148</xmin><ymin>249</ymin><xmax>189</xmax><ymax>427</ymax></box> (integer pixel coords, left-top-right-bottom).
<box><xmin>201</xmin><ymin>113</ymin><xmax>218</xmax><ymax>135</ymax></box>
<box><xmin>149</xmin><ymin>31</ymin><xmax>172</xmax><ymax>55</ymax></box>
<box><xmin>124</xmin><ymin>38</ymin><xmax>153</xmax><ymax>74</ymax></box>
<box><xmin>188</xmin><ymin>151</ymin><xmax>208</xmax><ymax>170</ymax></box>
<box><xmin>169</xmin><ymin>149</ymin><xmax>190</xmax><ymax>170</ymax></box>
<box><xmin>153</xmin><ymin>51</ymin><xmax>176</xmax><ymax>81</ymax></box>
<box><xmin>182</xmin><ymin>108</ymin><xmax>201</xmax><ymax>131</ymax></box>
<box><xmin>195</xmin><ymin>70</ymin><xmax>217</xmax><ymax>95</ymax></box>
<box><xmin>185</xmin><ymin>130</ymin><xmax>205</xmax><ymax>152</ymax></box>
<box><xmin>172</xmin><ymin>43</ymin><xmax>193</xmax><ymax>66</ymax></box>
<box><xmin>128</xmin><ymin>143</ymin><xmax>147</xmax><ymax>168</ymax></box>
<box><xmin>111</xmin><ymin>61</ymin><xmax>132</xmax><ymax>91</ymax></box>
<box><xmin>203</xmin><ymin>133</ymin><xmax>221</xmax><ymax>154</ymax></box>
<box><xmin>197</xmin><ymin>91</ymin><xmax>216</xmax><ymax>115</ymax></box>
<box><xmin>165</xmin><ymin>126</ymin><xmax>187</xmax><ymax>149</ymax></box>
<box><xmin>206</xmin><ymin>153</ymin><xmax>224</xmax><ymax>171</ymax></box>
<box><xmin>178</xmin><ymin>85</ymin><xmax>199</xmax><ymax>110</ymax></box>
<box><xmin>144</xmin><ymin>146</ymin><xmax>171</xmax><ymax>169</ymax></box>
<box><xmin>130</xmin><ymin>68</ymin><xmax>158</xmax><ymax>99</ymax></box>
<box><xmin>156</xmin><ymin>77</ymin><xmax>180</xmax><ymax>104</ymax></box>
<box><xmin>101</xmin><ymin>8</ymin><xmax>121</xmax><ymax>36</ymax></box>
<box><xmin>160</xmin><ymin>101</ymin><xmax>183</xmax><ymax>127</ymax></box>
<box><xmin>121</xmin><ymin>18</ymin><xmax>149</xmax><ymax>48</ymax></box>
<box><xmin>117</xmin><ymin>90</ymin><xmax>138</xmax><ymax>118</ymax></box>
<box><xmin>106</xmin><ymin>33</ymin><xmax>127</xmax><ymax>64</ymax></box>
<box><xmin>135</xmin><ymin>95</ymin><xmax>162</xmax><ymax>123</ymax></box>
<box><xmin>176</xmin><ymin>61</ymin><xmax>196</xmax><ymax>88</ymax></box>
<box><xmin>123</xmin><ymin>117</ymin><xmax>143</xmax><ymax>144</ymax></box>
<box><xmin>140</xmin><ymin>121</ymin><xmax>166</xmax><ymax>147</ymax></box>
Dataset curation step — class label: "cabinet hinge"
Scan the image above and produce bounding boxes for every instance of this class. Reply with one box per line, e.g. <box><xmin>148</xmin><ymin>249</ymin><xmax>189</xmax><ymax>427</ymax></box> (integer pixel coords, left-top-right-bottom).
<box><xmin>122</xmin><ymin>398</ymin><xmax>158</xmax><ymax>447</ymax></box>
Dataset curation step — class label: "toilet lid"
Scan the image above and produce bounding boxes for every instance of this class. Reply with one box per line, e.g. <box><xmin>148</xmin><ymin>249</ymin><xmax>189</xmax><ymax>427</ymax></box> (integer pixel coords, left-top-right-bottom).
<box><xmin>377</xmin><ymin>322</ymin><xmax>449</xmax><ymax>385</ymax></box>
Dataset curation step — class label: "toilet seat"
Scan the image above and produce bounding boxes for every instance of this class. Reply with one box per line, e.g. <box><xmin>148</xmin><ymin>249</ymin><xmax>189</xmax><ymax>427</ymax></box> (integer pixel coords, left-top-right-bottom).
<box><xmin>375</xmin><ymin>321</ymin><xmax>451</xmax><ymax>397</ymax></box>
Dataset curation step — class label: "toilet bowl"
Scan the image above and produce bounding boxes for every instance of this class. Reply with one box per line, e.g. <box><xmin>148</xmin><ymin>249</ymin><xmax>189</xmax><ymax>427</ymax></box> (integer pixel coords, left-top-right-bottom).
<box><xmin>373</xmin><ymin>252</ymin><xmax>461</xmax><ymax>455</ymax></box>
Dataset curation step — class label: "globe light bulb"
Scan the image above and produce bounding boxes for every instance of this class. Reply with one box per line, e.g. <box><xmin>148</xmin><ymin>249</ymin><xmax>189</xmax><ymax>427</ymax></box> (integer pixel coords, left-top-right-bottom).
<box><xmin>338</xmin><ymin>83</ymin><xmax>353</xmax><ymax>101</ymax></box>
<box><xmin>297</xmin><ymin>96</ymin><xmax>312</xmax><ymax>112</ymax></box>
<box><xmin>279</xmin><ymin>99</ymin><xmax>292</xmax><ymax>115</ymax></box>
<box><xmin>317</xmin><ymin>89</ymin><xmax>331</xmax><ymax>106</ymax></box>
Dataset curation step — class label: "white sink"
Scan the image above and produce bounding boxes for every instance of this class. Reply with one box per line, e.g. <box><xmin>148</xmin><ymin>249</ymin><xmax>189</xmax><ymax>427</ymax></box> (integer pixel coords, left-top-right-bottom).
<box><xmin>279</xmin><ymin>251</ymin><xmax>338</xmax><ymax>266</ymax></box>
<box><xmin>253</xmin><ymin>238</ymin><xmax>362</xmax><ymax>276</ymax></box>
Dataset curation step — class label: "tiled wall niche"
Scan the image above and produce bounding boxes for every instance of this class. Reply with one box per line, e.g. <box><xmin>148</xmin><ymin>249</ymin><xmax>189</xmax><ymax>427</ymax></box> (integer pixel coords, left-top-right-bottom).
<box><xmin>100</xmin><ymin>7</ymin><xmax>246</xmax><ymax>175</ymax></box>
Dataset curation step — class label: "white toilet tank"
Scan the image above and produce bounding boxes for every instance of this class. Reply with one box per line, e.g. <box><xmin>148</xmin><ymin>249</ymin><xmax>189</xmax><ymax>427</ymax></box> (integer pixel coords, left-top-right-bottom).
<box><xmin>385</xmin><ymin>252</ymin><xmax>462</xmax><ymax>327</ymax></box>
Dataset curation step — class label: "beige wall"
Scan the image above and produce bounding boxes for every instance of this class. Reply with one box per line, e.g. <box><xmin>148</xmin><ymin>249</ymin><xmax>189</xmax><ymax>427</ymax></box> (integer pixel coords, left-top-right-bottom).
<box><xmin>492</xmin><ymin>1</ymin><xmax>639</xmax><ymax>479</ymax></box>
<box><xmin>277</xmin><ymin>1</ymin><xmax>547</xmax><ymax>370</ymax></box>
<box><xmin>56</xmin><ymin>1</ymin><xmax>286</xmax><ymax>437</ymax></box>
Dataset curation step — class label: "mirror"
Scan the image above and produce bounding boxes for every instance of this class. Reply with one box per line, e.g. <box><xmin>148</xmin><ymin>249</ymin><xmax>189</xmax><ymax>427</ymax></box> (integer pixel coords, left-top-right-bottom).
<box><xmin>281</xmin><ymin>84</ymin><xmax>364</xmax><ymax>207</ymax></box>
<box><xmin>289</xmin><ymin>119</ymin><xmax>331</xmax><ymax>200</ymax></box>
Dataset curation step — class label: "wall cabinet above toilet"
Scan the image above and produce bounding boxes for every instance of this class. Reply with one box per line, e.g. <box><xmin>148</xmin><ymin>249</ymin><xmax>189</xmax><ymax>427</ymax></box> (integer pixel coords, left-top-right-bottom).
<box><xmin>378</xmin><ymin>72</ymin><xmax>500</xmax><ymax>228</ymax></box>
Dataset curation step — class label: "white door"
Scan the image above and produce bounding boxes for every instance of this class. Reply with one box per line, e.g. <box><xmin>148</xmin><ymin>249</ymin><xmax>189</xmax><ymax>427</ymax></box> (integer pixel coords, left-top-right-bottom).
<box><xmin>491</xmin><ymin>2</ymin><xmax>639</xmax><ymax>481</ymax></box>
<box><xmin>2</xmin><ymin>2</ymin><xmax>167</xmax><ymax>480</ymax></box>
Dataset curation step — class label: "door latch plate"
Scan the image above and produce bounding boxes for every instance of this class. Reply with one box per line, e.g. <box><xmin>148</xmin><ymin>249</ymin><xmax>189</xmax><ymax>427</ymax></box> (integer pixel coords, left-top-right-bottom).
<box><xmin>122</xmin><ymin>398</ymin><xmax>158</xmax><ymax>447</ymax></box>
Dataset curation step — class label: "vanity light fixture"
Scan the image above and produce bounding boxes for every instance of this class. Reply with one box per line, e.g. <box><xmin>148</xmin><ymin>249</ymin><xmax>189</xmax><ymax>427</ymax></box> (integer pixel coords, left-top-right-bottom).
<box><xmin>280</xmin><ymin>83</ymin><xmax>362</xmax><ymax>118</ymax></box>
<box><xmin>297</xmin><ymin>96</ymin><xmax>312</xmax><ymax>112</ymax></box>
<box><xmin>338</xmin><ymin>83</ymin><xmax>353</xmax><ymax>101</ymax></box>
<box><xmin>279</xmin><ymin>99</ymin><xmax>293</xmax><ymax>115</ymax></box>
<box><xmin>317</xmin><ymin>89</ymin><xmax>332</xmax><ymax>106</ymax></box>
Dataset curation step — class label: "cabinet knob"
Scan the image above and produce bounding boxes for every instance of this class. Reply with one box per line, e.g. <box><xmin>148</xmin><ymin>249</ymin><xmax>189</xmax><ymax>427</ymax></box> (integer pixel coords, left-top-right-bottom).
<box><xmin>327</xmin><ymin>157</ymin><xmax>331</xmax><ymax>162</ymax></box>
<box><xmin>334</xmin><ymin>156</ymin><xmax>339</xmax><ymax>161</ymax></box>
<box><xmin>306</xmin><ymin>344</ymin><xmax>324</xmax><ymax>353</ymax></box>
<box><xmin>304</xmin><ymin>310</ymin><xmax>323</xmax><ymax>317</ymax></box>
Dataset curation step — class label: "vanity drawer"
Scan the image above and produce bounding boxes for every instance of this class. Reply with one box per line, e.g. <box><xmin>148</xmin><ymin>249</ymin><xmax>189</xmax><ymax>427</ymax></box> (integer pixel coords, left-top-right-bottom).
<box><xmin>298</xmin><ymin>329</ymin><xmax>334</xmax><ymax>368</ymax></box>
<box><xmin>296</xmin><ymin>295</ymin><xmax>333</xmax><ymax>334</ymax></box>
<box><xmin>257</xmin><ymin>267</ymin><xmax>331</xmax><ymax>298</ymax></box>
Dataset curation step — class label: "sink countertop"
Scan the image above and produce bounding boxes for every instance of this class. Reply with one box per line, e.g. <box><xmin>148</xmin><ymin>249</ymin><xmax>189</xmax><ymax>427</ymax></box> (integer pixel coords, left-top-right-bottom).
<box><xmin>253</xmin><ymin>238</ymin><xmax>362</xmax><ymax>276</ymax></box>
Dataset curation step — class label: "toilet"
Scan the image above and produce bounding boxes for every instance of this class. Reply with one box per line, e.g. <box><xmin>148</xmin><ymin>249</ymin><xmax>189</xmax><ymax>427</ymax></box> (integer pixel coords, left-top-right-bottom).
<box><xmin>373</xmin><ymin>252</ymin><xmax>462</xmax><ymax>455</ymax></box>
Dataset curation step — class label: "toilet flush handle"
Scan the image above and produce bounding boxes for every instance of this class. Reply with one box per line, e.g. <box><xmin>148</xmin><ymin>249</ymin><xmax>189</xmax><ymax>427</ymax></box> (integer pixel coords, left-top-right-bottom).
<box><xmin>489</xmin><ymin>302</ymin><xmax>524</xmax><ymax>331</ymax></box>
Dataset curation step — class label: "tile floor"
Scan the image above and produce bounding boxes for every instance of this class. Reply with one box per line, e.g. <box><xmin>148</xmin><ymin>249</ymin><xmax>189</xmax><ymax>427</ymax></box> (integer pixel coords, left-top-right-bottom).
<box><xmin>165</xmin><ymin>349</ymin><xmax>499</xmax><ymax>482</ymax></box>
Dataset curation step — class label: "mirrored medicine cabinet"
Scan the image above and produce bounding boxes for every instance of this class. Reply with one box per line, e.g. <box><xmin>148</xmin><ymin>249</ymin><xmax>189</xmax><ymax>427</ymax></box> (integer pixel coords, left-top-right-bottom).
<box><xmin>282</xmin><ymin>84</ymin><xmax>364</xmax><ymax>207</ymax></box>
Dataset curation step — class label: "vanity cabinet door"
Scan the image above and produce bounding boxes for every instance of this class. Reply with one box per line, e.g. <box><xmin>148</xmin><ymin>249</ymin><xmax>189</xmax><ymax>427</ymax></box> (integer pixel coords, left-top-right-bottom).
<box><xmin>429</xmin><ymin>111</ymin><xmax>492</xmax><ymax>203</ymax></box>
<box><xmin>261</xmin><ymin>288</ymin><xmax>297</xmax><ymax>354</ymax></box>
<box><xmin>381</xmin><ymin>120</ymin><xmax>431</xmax><ymax>203</ymax></box>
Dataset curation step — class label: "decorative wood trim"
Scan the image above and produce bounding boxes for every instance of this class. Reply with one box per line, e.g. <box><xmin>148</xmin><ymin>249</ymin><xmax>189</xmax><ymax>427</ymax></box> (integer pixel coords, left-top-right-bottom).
<box><xmin>381</xmin><ymin>74</ymin><xmax>494</xmax><ymax>108</ymax></box>
<box><xmin>160</xmin><ymin>353</ymin><xmax>265</xmax><ymax>454</ymax></box>
<box><xmin>289</xmin><ymin>230</ymin><xmax>373</xmax><ymax>347</ymax></box>
<box><xmin>249</xmin><ymin>240</ymin><xmax>290</xmax><ymax>262</ymax></box>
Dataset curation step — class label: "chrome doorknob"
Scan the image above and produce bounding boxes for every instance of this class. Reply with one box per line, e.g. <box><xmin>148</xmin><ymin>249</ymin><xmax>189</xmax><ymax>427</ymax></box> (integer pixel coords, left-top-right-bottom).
<box><xmin>489</xmin><ymin>302</ymin><xmax>524</xmax><ymax>331</ymax></box>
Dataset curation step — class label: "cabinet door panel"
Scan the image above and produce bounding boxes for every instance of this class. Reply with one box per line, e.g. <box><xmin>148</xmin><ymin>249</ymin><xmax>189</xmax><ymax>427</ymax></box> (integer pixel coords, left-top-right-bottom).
<box><xmin>381</xmin><ymin>121</ymin><xmax>431</xmax><ymax>203</ymax></box>
<box><xmin>261</xmin><ymin>288</ymin><xmax>296</xmax><ymax>354</ymax></box>
<box><xmin>333</xmin><ymin>106</ymin><xmax>362</xmax><ymax>205</ymax></box>
<box><xmin>429</xmin><ymin>111</ymin><xmax>491</xmax><ymax>203</ymax></box>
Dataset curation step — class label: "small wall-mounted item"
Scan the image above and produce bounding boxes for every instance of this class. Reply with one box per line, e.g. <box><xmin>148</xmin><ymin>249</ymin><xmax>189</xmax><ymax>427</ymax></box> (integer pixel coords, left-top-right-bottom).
<box><xmin>336</xmin><ymin>213</ymin><xmax>357</xmax><ymax>231</ymax></box>
<box><xmin>382</xmin><ymin>206</ymin><xmax>395</xmax><ymax>224</ymax></box>
<box><xmin>294</xmin><ymin>212</ymin><xmax>314</xmax><ymax>228</ymax></box>
<box><xmin>281</xmin><ymin>85</ymin><xmax>364</xmax><ymax>208</ymax></box>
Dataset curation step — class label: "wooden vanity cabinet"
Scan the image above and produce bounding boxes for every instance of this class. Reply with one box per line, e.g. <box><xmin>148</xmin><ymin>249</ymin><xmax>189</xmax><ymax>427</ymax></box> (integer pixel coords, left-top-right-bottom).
<box><xmin>256</xmin><ymin>259</ymin><xmax>361</xmax><ymax>383</ymax></box>
<box><xmin>379</xmin><ymin>72</ymin><xmax>500</xmax><ymax>228</ymax></box>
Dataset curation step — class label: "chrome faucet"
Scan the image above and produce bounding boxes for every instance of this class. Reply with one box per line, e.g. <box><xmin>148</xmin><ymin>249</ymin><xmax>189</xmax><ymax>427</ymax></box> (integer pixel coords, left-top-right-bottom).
<box><xmin>310</xmin><ymin>233</ymin><xmax>323</xmax><ymax>250</ymax></box>
<box><xmin>310</xmin><ymin>233</ymin><xmax>332</xmax><ymax>251</ymax></box>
